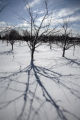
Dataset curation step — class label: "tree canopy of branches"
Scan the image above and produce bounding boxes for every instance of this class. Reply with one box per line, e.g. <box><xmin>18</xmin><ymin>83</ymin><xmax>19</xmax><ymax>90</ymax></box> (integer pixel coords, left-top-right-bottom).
<box><xmin>60</xmin><ymin>18</ymin><xmax>72</xmax><ymax>57</ymax></box>
<box><xmin>22</xmin><ymin>0</ymin><xmax>57</xmax><ymax>65</ymax></box>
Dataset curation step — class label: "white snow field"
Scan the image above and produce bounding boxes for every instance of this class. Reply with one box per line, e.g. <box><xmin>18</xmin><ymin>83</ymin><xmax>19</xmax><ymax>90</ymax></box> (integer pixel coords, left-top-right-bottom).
<box><xmin>0</xmin><ymin>40</ymin><xmax>80</xmax><ymax>120</ymax></box>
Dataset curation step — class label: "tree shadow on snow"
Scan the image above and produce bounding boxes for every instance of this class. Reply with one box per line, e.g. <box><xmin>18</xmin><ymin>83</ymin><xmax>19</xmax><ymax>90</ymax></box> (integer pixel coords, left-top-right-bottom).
<box><xmin>64</xmin><ymin>57</ymin><xmax>80</xmax><ymax>67</ymax></box>
<box><xmin>0</xmin><ymin>50</ymin><xmax>14</xmax><ymax>55</ymax></box>
<box><xmin>0</xmin><ymin>62</ymin><xmax>80</xmax><ymax>120</ymax></box>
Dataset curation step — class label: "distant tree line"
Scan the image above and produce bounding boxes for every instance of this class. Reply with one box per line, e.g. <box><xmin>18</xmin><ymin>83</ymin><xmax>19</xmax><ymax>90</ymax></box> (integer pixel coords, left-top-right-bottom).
<box><xmin>0</xmin><ymin>30</ymin><xmax>79</xmax><ymax>42</ymax></box>
<box><xmin>1</xmin><ymin>29</ymin><xmax>80</xmax><ymax>43</ymax></box>
<box><xmin>0</xmin><ymin>28</ymin><xmax>80</xmax><ymax>53</ymax></box>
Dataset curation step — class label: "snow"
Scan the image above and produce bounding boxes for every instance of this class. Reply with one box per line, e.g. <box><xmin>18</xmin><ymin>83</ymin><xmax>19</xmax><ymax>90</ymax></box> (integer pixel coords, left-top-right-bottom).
<box><xmin>0</xmin><ymin>40</ymin><xmax>80</xmax><ymax>120</ymax></box>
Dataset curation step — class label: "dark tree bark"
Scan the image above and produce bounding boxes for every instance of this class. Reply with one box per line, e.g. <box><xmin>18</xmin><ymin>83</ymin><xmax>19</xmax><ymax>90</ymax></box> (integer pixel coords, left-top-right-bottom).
<box><xmin>62</xmin><ymin>46</ymin><xmax>65</xmax><ymax>57</ymax></box>
<box><xmin>31</xmin><ymin>47</ymin><xmax>35</xmax><ymax>66</ymax></box>
<box><xmin>12</xmin><ymin>43</ymin><xmax>13</xmax><ymax>51</ymax></box>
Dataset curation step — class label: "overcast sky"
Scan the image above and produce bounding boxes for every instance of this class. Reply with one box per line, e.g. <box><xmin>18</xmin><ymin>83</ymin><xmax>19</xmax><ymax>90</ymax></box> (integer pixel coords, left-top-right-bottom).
<box><xmin>0</xmin><ymin>0</ymin><xmax>80</xmax><ymax>35</ymax></box>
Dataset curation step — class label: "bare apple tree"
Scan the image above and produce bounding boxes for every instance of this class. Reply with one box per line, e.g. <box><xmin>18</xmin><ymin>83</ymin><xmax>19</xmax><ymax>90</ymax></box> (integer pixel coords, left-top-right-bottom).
<box><xmin>22</xmin><ymin>0</ymin><xmax>57</xmax><ymax>66</ymax></box>
<box><xmin>60</xmin><ymin>18</ymin><xmax>72</xmax><ymax>57</ymax></box>
<box><xmin>8</xmin><ymin>29</ymin><xmax>20</xmax><ymax>50</ymax></box>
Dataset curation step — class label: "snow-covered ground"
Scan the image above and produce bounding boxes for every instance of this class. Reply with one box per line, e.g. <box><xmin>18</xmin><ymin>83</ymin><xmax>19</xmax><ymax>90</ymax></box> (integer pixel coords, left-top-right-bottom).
<box><xmin>0</xmin><ymin>40</ymin><xmax>80</xmax><ymax>120</ymax></box>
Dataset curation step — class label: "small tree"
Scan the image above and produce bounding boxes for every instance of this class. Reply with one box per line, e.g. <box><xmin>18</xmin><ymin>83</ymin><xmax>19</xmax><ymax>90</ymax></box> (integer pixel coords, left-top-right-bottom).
<box><xmin>9</xmin><ymin>29</ymin><xmax>19</xmax><ymax>50</ymax></box>
<box><xmin>61</xmin><ymin>19</ymin><xmax>72</xmax><ymax>57</ymax></box>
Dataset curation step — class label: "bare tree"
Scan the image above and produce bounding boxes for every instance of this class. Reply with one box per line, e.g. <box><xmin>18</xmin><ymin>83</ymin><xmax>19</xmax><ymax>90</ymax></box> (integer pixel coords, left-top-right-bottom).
<box><xmin>61</xmin><ymin>18</ymin><xmax>72</xmax><ymax>57</ymax></box>
<box><xmin>9</xmin><ymin>29</ymin><xmax>20</xmax><ymax>50</ymax></box>
<box><xmin>22</xmin><ymin>0</ymin><xmax>57</xmax><ymax>66</ymax></box>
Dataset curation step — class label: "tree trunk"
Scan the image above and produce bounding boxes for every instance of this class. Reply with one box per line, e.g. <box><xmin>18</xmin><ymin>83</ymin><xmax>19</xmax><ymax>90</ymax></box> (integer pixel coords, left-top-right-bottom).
<box><xmin>12</xmin><ymin>43</ymin><xmax>13</xmax><ymax>51</ymax></box>
<box><xmin>62</xmin><ymin>46</ymin><xmax>65</xmax><ymax>57</ymax></box>
<box><xmin>73</xmin><ymin>45</ymin><xmax>75</xmax><ymax>56</ymax></box>
<box><xmin>62</xmin><ymin>37</ymin><xmax>66</xmax><ymax>57</ymax></box>
<box><xmin>31</xmin><ymin>48</ymin><xmax>35</xmax><ymax>66</ymax></box>
<box><xmin>7</xmin><ymin>40</ymin><xmax>8</xmax><ymax>46</ymax></box>
<box><xmin>49</xmin><ymin>42</ymin><xmax>52</xmax><ymax>50</ymax></box>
